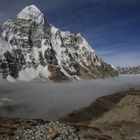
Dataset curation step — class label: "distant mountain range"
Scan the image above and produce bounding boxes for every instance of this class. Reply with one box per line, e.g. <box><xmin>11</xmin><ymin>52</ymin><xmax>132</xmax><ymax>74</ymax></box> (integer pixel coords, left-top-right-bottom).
<box><xmin>0</xmin><ymin>5</ymin><xmax>118</xmax><ymax>82</ymax></box>
<box><xmin>117</xmin><ymin>65</ymin><xmax>140</xmax><ymax>74</ymax></box>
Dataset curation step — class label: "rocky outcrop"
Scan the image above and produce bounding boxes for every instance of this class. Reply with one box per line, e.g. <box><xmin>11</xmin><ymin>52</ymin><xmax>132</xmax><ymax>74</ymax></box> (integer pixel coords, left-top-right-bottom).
<box><xmin>0</xmin><ymin>5</ymin><xmax>118</xmax><ymax>82</ymax></box>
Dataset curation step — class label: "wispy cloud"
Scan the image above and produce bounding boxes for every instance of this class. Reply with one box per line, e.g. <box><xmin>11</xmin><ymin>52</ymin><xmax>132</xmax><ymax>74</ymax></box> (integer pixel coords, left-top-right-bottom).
<box><xmin>99</xmin><ymin>47</ymin><xmax>140</xmax><ymax>67</ymax></box>
<box><xmin>104</xmin><ymin>54</ymin><xmax>140</xmax><ymax>67</ymax></box>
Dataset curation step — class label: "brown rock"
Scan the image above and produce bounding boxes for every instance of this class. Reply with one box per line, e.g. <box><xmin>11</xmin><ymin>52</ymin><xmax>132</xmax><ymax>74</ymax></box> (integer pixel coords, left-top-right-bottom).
<box><xmin>47</xmin><ymin>131</ymin><xmax>60</xmax><ymax>139</ymax></box>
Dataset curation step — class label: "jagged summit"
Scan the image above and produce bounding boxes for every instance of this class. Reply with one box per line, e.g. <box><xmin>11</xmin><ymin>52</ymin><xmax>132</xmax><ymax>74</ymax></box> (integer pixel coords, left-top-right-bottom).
<box><xmin>0</xmin><ymin>5</ymin><xmax>118</xmax><ymax>82</ymax></box>
<box><xmin>17</xmin><ymin>5</ymin><xmax>44</xmax><ymax>25</ymax></box>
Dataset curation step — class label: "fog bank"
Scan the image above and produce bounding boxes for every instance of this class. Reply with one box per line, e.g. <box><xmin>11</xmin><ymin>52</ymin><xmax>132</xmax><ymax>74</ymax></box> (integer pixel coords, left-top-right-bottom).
<box><xmin>0</xmin><ymin>74</ymin><xmax>140</xmax><ymax>120</ymax></box>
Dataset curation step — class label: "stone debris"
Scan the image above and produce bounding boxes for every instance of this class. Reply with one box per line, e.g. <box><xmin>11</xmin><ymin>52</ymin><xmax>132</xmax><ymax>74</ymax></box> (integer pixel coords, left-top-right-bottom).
<box><xmin>3</xmin><ymin>121</ymin><xmax>79</xmax><ymax>140</ymax></box>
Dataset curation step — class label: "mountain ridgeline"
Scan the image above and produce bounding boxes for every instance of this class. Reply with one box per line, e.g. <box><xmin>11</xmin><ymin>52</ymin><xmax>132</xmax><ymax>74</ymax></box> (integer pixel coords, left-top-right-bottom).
<box><xmin>117</xmin><ymin>66</ymin><xmax>140</xmax><ymax>74</ymax></box>
<box><xmin>0</xmin><ymin>5</ymin><xmax>118</xmax><ymax>82</ymax></box>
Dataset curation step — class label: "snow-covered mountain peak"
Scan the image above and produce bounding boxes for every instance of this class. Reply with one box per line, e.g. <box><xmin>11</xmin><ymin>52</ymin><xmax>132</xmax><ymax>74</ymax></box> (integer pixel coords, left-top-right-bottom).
<box><xmin>0</xmin><ymin>5</ymin><xmax>118</xmax><ymax>82</ymax></box>
<box><xmin>17</xmin><ymin>5</ymin><xmax>44</xmax><ymax>25</ymax></box>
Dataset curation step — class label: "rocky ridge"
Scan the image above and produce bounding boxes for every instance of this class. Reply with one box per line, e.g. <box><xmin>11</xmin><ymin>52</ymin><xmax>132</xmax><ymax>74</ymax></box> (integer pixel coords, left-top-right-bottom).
<box><xmin>60</xmin><ymin>91</ymin><xmax>128</xmax><ymax>124</ymax></box>
<box><xmin>117</xmin><ymin>65</ymin><xmax>140</xmax><ymax>74</ymax></box>
<box><xmin>60</xmin><ymin>90</ymin><xmax>140</xmax><ymax>140</ymax></box>
<box><xmin>0</xmin><ymin>5</ymin><xmax>118</xmax><ymax>82</ymax></box>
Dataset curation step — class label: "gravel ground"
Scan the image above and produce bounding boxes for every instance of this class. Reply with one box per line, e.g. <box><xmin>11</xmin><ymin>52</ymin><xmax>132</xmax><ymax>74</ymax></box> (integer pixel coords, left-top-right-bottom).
<box><xmin>4</xmin><ymin>121</ymin><xmax>80</xmax><ymax>140</ymax></box>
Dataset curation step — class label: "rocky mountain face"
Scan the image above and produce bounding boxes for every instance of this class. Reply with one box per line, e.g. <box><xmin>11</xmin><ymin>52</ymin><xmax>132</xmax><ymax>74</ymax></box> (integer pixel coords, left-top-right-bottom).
<box><xmin>117</xmin><ymin>66</ymin><xmax>140</xmax><ymax>74</ymax></box>
<box><xmin>0</xmin><ymin>5</ymin><xmax>118</xmax><ymax>82</ymax></box>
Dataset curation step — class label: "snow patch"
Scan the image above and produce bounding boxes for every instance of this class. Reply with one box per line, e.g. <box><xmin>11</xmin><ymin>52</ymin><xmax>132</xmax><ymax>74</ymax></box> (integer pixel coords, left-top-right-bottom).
<box><xmin>18</xmin><ymin>65</ymin><xmax>51</xmax><ymax>81</ymax></box>
<box><xmin>17</xmin><ymin>5</ymin><xmax>44</xmax><ymax>25</ymax></box>
<box><xmin>6</xmin><ymin>75</ymin><xmax>16</xmax><ymax>83</ymax></box>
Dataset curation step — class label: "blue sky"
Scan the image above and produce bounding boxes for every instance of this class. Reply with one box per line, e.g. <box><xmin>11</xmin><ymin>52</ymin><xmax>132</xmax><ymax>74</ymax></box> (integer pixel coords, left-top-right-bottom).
<box><xmin>0</xmin><ymin>0</ymin><xmax>140</xmax><ymax>67</ymax></box>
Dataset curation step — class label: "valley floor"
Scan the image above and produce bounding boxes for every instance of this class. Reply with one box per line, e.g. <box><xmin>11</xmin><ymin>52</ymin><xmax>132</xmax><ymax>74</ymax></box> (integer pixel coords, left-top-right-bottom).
<box><xmin>0</xmin><ymin>90</ymin><xmax>140</xmax><ymax>140</ymax></box>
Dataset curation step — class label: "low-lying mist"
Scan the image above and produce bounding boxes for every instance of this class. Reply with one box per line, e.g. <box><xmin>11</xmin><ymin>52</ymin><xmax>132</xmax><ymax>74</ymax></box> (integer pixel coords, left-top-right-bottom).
<box><xmin>0</xmin><ymin>74</ymin><xmax>140</xmax><ymax>120</ymax></box>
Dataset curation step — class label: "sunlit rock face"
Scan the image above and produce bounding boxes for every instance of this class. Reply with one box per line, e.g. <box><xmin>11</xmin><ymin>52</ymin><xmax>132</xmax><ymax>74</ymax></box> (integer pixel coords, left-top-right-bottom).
<box><xmin>0</xmin><ymin>5</ymin><xmax>118</xmax><ymax>82</ymax></box>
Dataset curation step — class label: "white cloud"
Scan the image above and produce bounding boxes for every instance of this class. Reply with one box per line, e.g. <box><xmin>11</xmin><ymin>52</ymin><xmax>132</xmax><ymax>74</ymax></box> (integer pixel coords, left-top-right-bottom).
<box><xmin>0</xmin><ymin>75</ymin><xmax>140</xmax><ymax>120</ymax></box>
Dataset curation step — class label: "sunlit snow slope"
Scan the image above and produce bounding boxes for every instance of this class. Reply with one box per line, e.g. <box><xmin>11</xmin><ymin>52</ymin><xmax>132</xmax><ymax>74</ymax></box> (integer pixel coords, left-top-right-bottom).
<box><xmin>0</xmin><ymin>5</ymin><xmax>118</xmax><ymax>82</ymax></box>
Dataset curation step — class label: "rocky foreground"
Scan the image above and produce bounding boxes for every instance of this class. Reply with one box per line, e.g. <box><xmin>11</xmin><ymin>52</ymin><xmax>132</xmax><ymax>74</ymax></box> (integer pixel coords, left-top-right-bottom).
<box><xmin>1</xmin><ymin>90</ymin><xmax>140</xmax><ymax>140</ymax></box>
<box><xmin>0</xmin><ymin>117</ymin><xmax>79</xmax><ymax>140</ymax></box>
